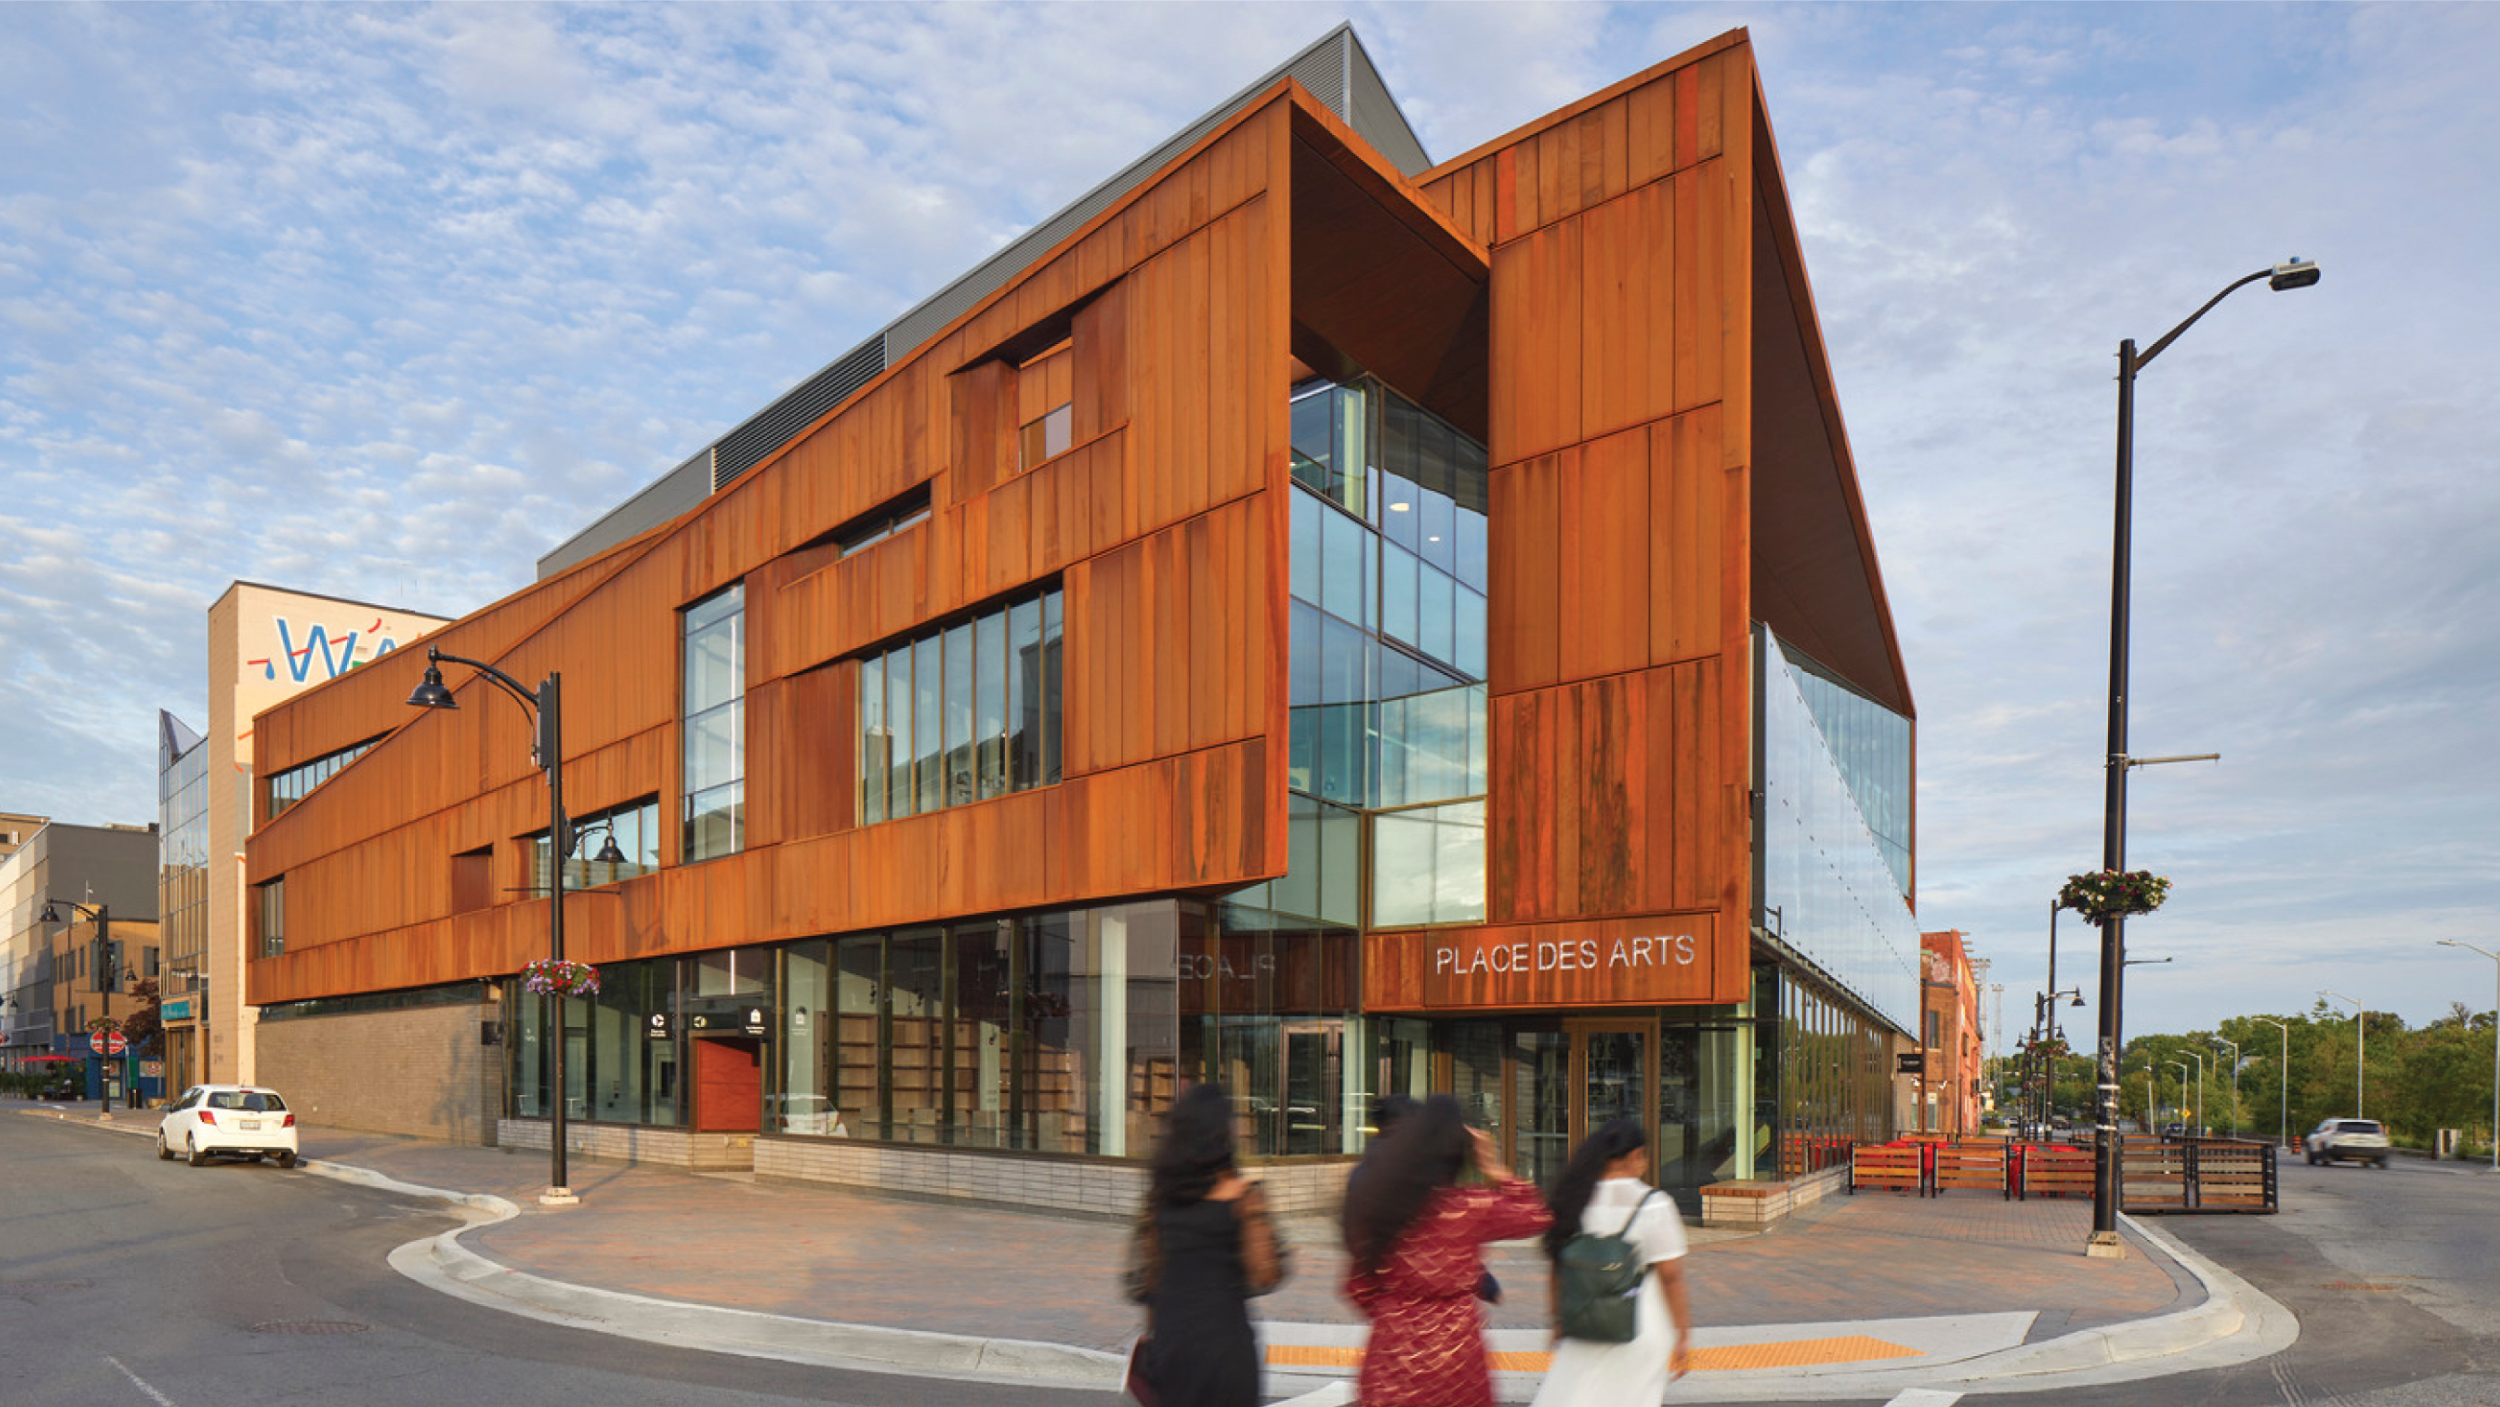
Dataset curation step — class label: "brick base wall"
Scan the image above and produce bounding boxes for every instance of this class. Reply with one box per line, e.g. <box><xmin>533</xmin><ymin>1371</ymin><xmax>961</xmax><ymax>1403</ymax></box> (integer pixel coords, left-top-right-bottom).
<box><xmin>254</xmin><ymin>1001</ymin><xmax>503</xmax><ymax>1146</ymax></box>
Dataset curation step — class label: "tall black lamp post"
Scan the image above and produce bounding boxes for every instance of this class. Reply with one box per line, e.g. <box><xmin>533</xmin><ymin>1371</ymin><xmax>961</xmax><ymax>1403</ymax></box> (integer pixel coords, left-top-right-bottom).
<box><xmin>407</xmin><ymin>644</ymin><xmax>587</xmax><ymax>1206</ymax></box>
<box><xmin>2090</xmin><ymin>257</ymin><xmax>2321</xmax><ymax>1255</ymax></box>
<box><xmin>38</xmin><ymin>899</ymin><xmax>120</xmax><ymax>1111</ymax></box>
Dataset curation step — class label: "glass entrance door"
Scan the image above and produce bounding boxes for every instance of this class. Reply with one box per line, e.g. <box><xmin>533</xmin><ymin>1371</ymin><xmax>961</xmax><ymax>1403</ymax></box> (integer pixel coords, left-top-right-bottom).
<box><xmin>1511</xmin><ymin>1028</ymin><xmax>1570</xmax><ymax>1189</ymax></box>
<box><xmin>1656</xmin><ymin>1024</ymin><xmax>1742</xmax><ymax>1209</ymax></box>
<box><xmin>1573</xmin><ymin>1022</ymin><xmax>1654</xmax><ymax>1165</ymax></box>
<box><xmin>1499</xmin><ymin>1022</ymin><xmax>1656</xmax><ymax>1189</ymax></box>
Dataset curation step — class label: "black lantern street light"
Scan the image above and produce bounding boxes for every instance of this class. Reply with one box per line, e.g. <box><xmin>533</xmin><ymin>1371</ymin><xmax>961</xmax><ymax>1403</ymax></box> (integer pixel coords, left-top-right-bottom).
<box><xmin>407</xmin><ymin>644</ymin><xmax>584</xmax><ymax>1206</ymax></box>
<box><xmin>38</xmin><ymin>898</ymin><xmax>122</xmax><ymax>1111</ymax></box>
<box><xmin>2089</xmin><ymin>257</ymin><xmax>2321</xmax><ymax>1255</ymax></box>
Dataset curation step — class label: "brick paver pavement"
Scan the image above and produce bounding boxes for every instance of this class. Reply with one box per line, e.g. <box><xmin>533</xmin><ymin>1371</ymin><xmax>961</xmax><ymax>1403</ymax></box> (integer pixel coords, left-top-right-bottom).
<box><xmin>292</xmin><ymin>1131</ymin><xmax>2186</xmax><ymax>1354</ymax></box>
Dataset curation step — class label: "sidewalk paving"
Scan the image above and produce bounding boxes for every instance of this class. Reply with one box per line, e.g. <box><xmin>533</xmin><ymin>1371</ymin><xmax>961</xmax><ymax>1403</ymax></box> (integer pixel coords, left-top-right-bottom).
<box><xmin>18</xmin><ymin>1101</ymin><xmax>2298</xmax><ymax>1401</ymax></box>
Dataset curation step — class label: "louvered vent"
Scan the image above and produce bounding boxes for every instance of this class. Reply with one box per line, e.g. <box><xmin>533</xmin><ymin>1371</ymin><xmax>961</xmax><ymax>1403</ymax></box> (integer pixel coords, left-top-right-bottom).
<box><xmin>712</xmin><ymin>335</ymin><xmax>888</xmax><ymax>491</ymax></box>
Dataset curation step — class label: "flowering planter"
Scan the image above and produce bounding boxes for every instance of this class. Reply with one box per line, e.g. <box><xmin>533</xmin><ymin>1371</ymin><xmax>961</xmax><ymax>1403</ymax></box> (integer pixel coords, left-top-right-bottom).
<box><xmin>2057</xmin><ymin>869</ymin><xmax>2171</xmax><ymax>924</ymax></box>
<box><xmin>520</xmin><ymin>957</ymin><xmax>602</xmax><ymax>998</ymax></box>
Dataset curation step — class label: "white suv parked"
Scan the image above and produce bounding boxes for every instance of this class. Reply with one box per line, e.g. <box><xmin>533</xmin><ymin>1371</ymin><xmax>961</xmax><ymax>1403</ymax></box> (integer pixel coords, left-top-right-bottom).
<box><xmin>157</xmin><ymin>1084</ymin><xmax>300</xmax><ymax>1168</ymax></box>
<box><xmin>2303</xmin><ymin>1117</ymin><xmax>2390</xmax><ymax>1168</ymax></box>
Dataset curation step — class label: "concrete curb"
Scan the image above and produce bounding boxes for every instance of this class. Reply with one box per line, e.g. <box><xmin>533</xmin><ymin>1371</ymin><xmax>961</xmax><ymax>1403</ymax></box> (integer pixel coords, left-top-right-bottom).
<box><xmin>1618</xmin><ymin>1212</ymin><xmax>2297</xmax><ymax>1401</ymax></box>
<box><xmin>386</xmin><ymin>1227</ymin><xmax>1124</xmax><ymax>1387</ymax></box>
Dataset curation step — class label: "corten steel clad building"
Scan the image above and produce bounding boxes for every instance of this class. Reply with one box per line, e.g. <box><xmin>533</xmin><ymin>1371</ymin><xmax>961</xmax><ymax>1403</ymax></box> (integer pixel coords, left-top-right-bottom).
<box><xmin>245</xmin><ymin>27</ymin><xmax>1918</xmax><ymax>1214</ymax></box>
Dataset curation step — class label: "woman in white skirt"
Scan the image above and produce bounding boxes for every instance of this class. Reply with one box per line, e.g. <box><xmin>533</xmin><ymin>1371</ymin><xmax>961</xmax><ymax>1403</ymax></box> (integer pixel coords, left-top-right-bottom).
<box><xmin>1530</xmin><ymin>1118</ymin><xmax>1693</xmax><ymax>1405</ymax></box>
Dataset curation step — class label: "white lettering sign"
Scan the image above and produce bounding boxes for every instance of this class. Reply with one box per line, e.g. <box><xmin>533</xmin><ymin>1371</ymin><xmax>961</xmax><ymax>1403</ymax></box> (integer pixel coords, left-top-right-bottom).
<box><xmin>1432</xmin><ymin>933</ymin><xmax>1696</xmax><ymax>976</ymax></box>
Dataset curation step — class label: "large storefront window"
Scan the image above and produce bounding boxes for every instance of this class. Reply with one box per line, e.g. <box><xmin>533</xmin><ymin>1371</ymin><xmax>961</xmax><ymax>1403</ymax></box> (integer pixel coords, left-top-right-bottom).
<box><xmin>1769</xmin><ymin>965</ymin><xmax>1892</xmax><ymax>1175</ymax></box>
<box><xmin>818</xmin><ymin>904</ymin><xmax>1178</xmax><ymax>1156</ymax></box>
<box><xmin>1183</xmin><ymin>903</ymin><xmax>1362</xmax><ymax>1157</ymax></box>
<box><xmin>511</xmin><ymin>954</ymin><xmax>680</xmax><ymax>1125</ymax></box>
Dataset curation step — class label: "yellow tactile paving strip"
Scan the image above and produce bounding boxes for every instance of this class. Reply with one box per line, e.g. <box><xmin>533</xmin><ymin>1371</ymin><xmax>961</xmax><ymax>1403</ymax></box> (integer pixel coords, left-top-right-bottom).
<box><xmin>1267</xmin><ymin>1334</ymin><xmax>1922</xmax><ymax>1373</ymax></box>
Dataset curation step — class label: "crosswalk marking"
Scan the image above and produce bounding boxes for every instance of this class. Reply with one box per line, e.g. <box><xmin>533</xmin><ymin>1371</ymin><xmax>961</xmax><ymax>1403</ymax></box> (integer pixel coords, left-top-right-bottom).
<box><xmin>1880</xmin><ymin>1390</ymin><xmax>1963</xmax><ymax>1407</ymax></box>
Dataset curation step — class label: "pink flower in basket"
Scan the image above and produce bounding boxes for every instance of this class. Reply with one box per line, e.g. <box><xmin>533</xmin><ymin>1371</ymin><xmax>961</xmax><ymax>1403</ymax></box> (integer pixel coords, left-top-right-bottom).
<box><xmin>520</xmin><ymin>957</ymin><xmax>601</xmax><ymax>998</ymax></box>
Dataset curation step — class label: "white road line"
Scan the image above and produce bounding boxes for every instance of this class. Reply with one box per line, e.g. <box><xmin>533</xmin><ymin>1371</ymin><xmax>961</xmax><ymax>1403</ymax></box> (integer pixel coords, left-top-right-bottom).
<box><xmin>105</xmin><ymin>1356</ymin><xmax>177</xmax><ymax>1407</ymax></box>
<box><xmin>1880</xmin><ymin>1391</ymin><xmax>1963</xmax><ymax>1407</ymax></box>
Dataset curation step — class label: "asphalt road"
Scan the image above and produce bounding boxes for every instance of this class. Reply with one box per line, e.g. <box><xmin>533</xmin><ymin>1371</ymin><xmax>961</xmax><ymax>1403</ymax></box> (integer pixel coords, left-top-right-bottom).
<box><xmin>0</xmin><ymin>1112</ymin><xmax>1111</xmax><ymax>1406</ymax></box>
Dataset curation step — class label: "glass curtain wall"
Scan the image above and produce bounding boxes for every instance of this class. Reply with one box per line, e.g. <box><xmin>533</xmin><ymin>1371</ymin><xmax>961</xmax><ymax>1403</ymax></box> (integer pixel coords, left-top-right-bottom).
<box><xmin>1281</xmin><ymin>374</ymin><xmax>1490</xmax><ymax>931</ymax></box>
<box><xmin>1778</xmin><ymin>641</ymin><xmax>1913</xmax><ymax>895</ymax></box>
<box><xmin>157</xmin><ymin>714</ymin><xmax>210</xmax><ymax>1001</ymax></box>
<box><xmin>1758</xmin><ymin>623</ymin><xmax>1919</xmax><ymax>1035</ymax></box>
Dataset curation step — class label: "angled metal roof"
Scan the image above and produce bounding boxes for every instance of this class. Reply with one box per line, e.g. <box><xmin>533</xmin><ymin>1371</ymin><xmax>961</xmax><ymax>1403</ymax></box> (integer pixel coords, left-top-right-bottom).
<box><xmin>539</xmin><ymin>24</ymin><xmax>1428</xmax><ymax>580</ymax></box>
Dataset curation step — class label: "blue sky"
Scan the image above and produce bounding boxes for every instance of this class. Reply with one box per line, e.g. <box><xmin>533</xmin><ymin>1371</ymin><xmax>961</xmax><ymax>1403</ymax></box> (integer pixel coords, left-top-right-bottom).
<box><xmin>4</xmin><ymin>3</ymin><xmax>2495</xmax><ymax>1044</ymax></box>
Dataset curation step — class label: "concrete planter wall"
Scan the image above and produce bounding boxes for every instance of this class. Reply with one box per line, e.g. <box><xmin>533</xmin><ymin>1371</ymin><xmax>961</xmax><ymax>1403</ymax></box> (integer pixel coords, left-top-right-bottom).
<box><xmin>1700</xmin><ymin>1164</ymin><xmax>1849</xmax><ymax>1228</ymax></box>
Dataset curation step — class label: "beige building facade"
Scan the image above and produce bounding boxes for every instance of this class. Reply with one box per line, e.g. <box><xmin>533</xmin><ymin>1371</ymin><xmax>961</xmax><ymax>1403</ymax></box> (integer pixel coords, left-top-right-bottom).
<box><xmin>159</xmin><ymin>583</ymin><xmax>445</xmax><ymax>1090</ymax></box>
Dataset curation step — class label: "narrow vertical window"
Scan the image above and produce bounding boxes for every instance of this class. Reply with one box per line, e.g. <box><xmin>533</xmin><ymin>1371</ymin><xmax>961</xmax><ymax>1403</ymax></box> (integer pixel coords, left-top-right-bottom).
<box><xmin>976</xmin><ymin>609</ymin><xmax>1007</xmax><ymax>799</ymax></box>
<box><xmin>1040</xmin><ymin>591</ymin><xmax>1063</xmax><ymax>786</ymax></box>
<box><xmin>256</xmin><ymin>878</ymin><xmax>285</xmax><ymax>957</ymax></box>
<box><xmin>1006</xmin><ymin>597</ymin><xmax>1039</xmax><ymax>789</ymax></box>
<box><xmin>887</xmin><ymin>645</ymin><xmax>915</xmax><ymax>820</ymax></box>
<box><xmin>681</xmin><ymin>583</ymin><xmax>746</xmax><ymax>861</ymax></box>
<box><xmin>943</xmin><ymin>622</ymin><xmax>975</xmax><ymax>806</ymax></box>
<box><xmin>913</xmin><ymin>635</ymin><xmax>944</xmax><ymax>816</ymax></box>
<box><xmin>859</xmin><ymin>653</ymin><xmax>887</xmax><ymax>826</ymax></box>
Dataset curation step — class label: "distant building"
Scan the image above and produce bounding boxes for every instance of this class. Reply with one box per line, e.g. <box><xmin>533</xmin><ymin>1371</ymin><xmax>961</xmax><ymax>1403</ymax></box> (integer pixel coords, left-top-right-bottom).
<box><xmin>154</xmin><ymin>583</ymin><xmax>447</xmax><ymax>1093</ymax></box>
<box><xmin>1919</xmin><ymin>929</ymin><xmax>1983</xmax><ymax>1134</ymax></box>
<box><xmin>244</xmin><ymin>26</ymin><xmax>1920</xmax><ymax>1212</ymax></box>
<box><xmin>0</xmin><ymin>819</ymin><xmax>162</xmax><ymax>1098</ymax></box>
<box><xmin>0</xmin><ymin>812</ymin><xmax>45</xmax><ymax>862</ymax></box>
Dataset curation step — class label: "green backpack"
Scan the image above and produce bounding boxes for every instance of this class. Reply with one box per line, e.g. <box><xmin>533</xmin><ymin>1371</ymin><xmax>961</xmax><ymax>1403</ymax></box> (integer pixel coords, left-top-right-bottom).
<box><xmin>1555</xmin><ymin>1189</ymin><xmax>1659</xmax><ymax>1343</ymax></box>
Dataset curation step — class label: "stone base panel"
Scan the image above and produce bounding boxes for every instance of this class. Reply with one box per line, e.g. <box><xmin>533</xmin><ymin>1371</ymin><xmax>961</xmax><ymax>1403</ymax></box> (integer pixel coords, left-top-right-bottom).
<box><xmin>497</xmin><ymin>1119</ymin><xmax>756</xmax><ymax>1172</ymax></box>
<box><xmin>489</xmin><ymin>1117</ymin><xmax>1356</xmax><ymax>1220</ymax></box>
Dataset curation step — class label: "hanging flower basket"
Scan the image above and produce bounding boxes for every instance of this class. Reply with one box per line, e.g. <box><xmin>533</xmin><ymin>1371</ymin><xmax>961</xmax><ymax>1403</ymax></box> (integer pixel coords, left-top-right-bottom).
<box><xmin>2057</xmin><ymin>869</ymin><xmax>2172</xmax><ymax>924</ymax></box>
<box><xmin>520</xmin><ymin>957</ymin><xmax>602</xmax><ymax>998</ymax></box>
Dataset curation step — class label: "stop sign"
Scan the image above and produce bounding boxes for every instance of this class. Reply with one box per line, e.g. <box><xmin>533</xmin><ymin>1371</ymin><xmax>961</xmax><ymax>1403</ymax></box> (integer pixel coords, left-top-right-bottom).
<box><xmin>90</xmin><ymin>1031</ymin><xmax>127</xmax><ymax>1056</ymax></box>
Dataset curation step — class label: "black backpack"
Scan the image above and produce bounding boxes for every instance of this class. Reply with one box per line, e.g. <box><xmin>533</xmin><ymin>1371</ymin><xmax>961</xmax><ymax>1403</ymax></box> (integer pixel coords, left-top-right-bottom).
<box><xmin>1555</xmin><ymin>1189</ymin><xmax>1659</xmax><ymax>1343</ymax></box>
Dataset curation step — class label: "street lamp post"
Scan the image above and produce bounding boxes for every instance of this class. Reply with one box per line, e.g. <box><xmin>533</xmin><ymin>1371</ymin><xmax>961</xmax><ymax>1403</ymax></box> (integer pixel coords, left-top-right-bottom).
<box><xmin>2253</xmin><ymin>1016</ymin><xmax>2292</xmax><ymax>1150</ymax></box>
<box><xmin>37</xmin><ymin>899</ymin><xmax>118</xmax><ymax>1111</ymax></box>
<box><xmin>2320</xmin><ymin>989</ymin><xmax>2365</xmax><ymax>1119</ymax></box>
<box><xmin>2215</xmin><ymin>1037</ymin><xmax>2241</xmax><ymax>1138</ymax></box>
<box><xmin>407</xmin><ymin>645</ymin><xmax>581</xmax><ymax>1207</ymax></box>
<box><xmin>2089</xmin><ymin>257</ymin><xmax>2322</xmax><ymax>1255</ymax></box>
<box><xmin>2166</xmin><ymin>1061</ymin><xmax>2190</xmax><ymax>1132</ymax></box>
<box><xmin>2185</xmin><ymin>1050</ymin><xmax>2205</xmax><ymax>1136</ymax></box>
<box><xmin>2434</xmin><ymin>941</ymin><xmax>2500</xmax><ymax>1172</ymax></box>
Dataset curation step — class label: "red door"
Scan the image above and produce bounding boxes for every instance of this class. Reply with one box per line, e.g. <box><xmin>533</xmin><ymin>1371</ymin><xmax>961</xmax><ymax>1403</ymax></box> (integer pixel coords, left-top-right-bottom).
<box><xmin>693</xmin><ymin>1036</ymin><xmax>762</xmax><ymax>1133</ymax></box>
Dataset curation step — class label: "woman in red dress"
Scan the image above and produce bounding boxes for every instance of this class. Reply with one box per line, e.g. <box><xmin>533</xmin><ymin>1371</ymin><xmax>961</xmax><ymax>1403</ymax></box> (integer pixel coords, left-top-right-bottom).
<box><xmin>1342</xmin><ymin>1095</ymin><xmax>1551</xmax><ymax>1407</ymax></box>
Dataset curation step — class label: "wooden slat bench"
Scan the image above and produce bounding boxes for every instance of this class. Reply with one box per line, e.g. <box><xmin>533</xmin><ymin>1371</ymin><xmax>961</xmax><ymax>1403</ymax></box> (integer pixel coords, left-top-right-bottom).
<box><xmin>1932</xmin><ymin>1139</ymin><xmax>2010</xmax><ymax>1198</ymax></box>
<box><xmin>1850</xmin><ymin>1142</ymin><xmax>1926</xmax><ymax>1196</ymax></box>
<box><xmin>2019</xmin><ymin>1143</ymin><xmax>2096</xmax><ymax>1200</ymax></box>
